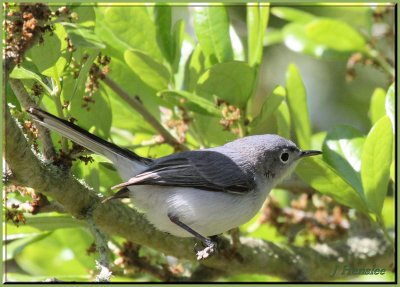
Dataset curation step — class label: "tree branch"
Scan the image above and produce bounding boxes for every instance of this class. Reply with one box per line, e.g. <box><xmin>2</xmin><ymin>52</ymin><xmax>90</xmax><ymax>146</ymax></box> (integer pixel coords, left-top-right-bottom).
<box><xmin>87</xmin><ymin>214</ymin><xmax>112</xmax><ymax>282</ymax></box>
<box><xmin>102</xmin><ymin>76</ymin><xmax>189</xmax><ymax>152</ymax></box>
<box><xmin>9</xmin><ymin>79</ymin><xmax>57</xmax><ymax>160</ymax></box>
<box><xmin>365</xmin><ymin>47</ymin><xmax>395</xmax><ymax>79</ymax></box>
<box><xmin>188</xmin><ymin>265</ymin><xmax>227</xmax><ymax>282</ymax></box>
<box><xmin>5</xmin><ymin>108</ymin><xmax>394</xmax><ymax>281</ymax></box>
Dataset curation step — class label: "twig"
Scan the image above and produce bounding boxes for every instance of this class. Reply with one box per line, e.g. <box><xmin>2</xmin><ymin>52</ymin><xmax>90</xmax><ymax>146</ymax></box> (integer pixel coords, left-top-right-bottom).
<box><xmin>95</xmin><ymin>261</ymin><xmax>112</xmax><ymax>282</ymax></box>
<box><xmin>9</xmin><ymin>79</ymin><xmax>57</xmax><ymax>160</ymax></box>
<box><xmin>37</xmin><ymin>200</ymin><xmax>66</xmax><ymax>213</ymax></box>
<box><xmin>365</xmin><ymin>47</ymin><xmax>395</xmax><ymax>78</ymax></box>
<box><xmin>130</xmin><ymin>254</ymin><xmax>179</xmax><ymax>281</ymax></box>
<box><xmin>85</xmin><ymin>204</ymin><xmax>112</xmax><ymax>282</ymax></box>
<box><xmin>229</xmin><ymin>227</ymin><xmax>242</xmax><ymax>251</ymax></box>
<box><xmin>113</xmin><ymin>241</ymin><xmax>181</xmax><ymax>281</ymax></box>
<box><xmin>102</xmin><ymin>76</ymin><xmax>189</xmax><ymax>152</ymax></box>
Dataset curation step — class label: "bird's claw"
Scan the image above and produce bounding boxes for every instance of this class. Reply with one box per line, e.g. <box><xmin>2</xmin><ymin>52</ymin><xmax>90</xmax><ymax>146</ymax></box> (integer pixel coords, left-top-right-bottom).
<box><xmin>196</xmin><ymin>244</ymin><xmax>215</xmax><ymax>260</ymax></box>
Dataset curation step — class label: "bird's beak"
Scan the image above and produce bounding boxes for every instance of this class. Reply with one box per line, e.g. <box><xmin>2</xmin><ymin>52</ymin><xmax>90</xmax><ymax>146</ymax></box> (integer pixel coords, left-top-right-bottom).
<box><xmin>300</xmin><ymin>150</ymin><xmax>322</xmax><ymax>157</ymax></box>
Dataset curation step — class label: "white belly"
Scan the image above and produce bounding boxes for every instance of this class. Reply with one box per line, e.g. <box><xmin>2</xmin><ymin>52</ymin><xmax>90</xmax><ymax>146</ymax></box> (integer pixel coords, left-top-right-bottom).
<box><xmin>129</xmin><ymin>184</ymin><xmax>271</xmax><ymax>237</ymax></box>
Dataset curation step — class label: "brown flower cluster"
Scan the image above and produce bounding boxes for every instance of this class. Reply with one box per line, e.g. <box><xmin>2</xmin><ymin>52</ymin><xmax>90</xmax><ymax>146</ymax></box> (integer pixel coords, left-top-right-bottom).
<box><xmin>4</xmin><ymin>184</ymin><xmax>52</xmax><ymax>225</ymax></box>
<box><xmin>4</xmin><ymin>185</ymin><xmax>29</xmax><ymax>226</ymax></box>
<box><xmin>30</xmin><ymin>81</ymin><xmax>44</xmax><ymax>97</ymax></box>
<box><xmin>164</xmin><ymin>106</ymin><xmax>190</xmax><ymax>144</ymax></box>
<box><xmin>4</xmin><ymin>3</ymin><xmax>53</xmax><ymax>67</ymax></box>
<box><xmin>346</xmin><ymin>6</ymin><xmax>394</xmax><ymax>82</ymax></box>
<box><xmin>346</xmin><ymin>52</ymin><xmax>375</xmax><ymax>82</ymax></box>
<box><xmin>5</xmin><ymin>206</ymin><xmax>26</xmax><ymax>226</ymax></box>
<box><xmin>83</xmin><ymin>53</ymin><xmax>111</xmax><ymax>110</ymax></box>
<box><xmin>114</xmin><ymin>241</ymin><xmax>180</xmax><ymax>280</ymax></box>
<box><xmin>22</xmin><ymin>119</ymin><xmax>39</xmax><ymax>153</ymax></box>
<box><xmin>52</xmin><ymin>141</ymin><xmax>93</xmax><ymax>168</ymax></box>
<box><xmin>114</xmin><ymin>241</ymin><xmax>142</xmax><ymax>274</ymax></box>
<box><xmin>218</xmin><ymin>100</ymin><xmax>241</xmax><ymax>135</ymax></box>
<box><xmin>259</xmin><ymin>193</ymin><xmax>350</xmax><ymax>243</ymax></box>
<box><xmin>29</xmin><ymin>192</ymin><xmax>50</xmax><ymax>215</ymax></box>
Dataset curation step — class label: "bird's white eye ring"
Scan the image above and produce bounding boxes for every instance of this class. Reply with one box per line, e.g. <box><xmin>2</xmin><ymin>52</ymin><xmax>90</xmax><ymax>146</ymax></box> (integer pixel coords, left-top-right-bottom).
<box><xmin>280</xmin><ymin>152</ymin><xmax>289</xmax><ymax>163</ymax></box>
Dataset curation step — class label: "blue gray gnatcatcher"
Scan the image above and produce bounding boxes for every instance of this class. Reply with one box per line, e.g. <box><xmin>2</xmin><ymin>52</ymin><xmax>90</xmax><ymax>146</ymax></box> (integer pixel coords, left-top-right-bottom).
<box><xmin>28</xmin><ymin>108</ymin><xmax>321</xmax><ymax>259</ymax></box>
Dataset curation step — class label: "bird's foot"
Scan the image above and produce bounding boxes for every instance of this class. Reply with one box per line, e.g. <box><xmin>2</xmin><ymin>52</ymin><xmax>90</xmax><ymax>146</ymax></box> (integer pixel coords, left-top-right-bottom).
<box><xmin>195</xmin><ymin>239</ymin><xmax>216</xmax><ymax>260</ymax></box>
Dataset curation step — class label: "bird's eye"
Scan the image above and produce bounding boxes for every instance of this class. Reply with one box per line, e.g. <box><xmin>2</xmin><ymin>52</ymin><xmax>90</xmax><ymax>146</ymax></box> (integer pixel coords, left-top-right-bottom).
<box><xmin>280</xmin><ymin>152</ymin><xmax>289</xmax><ymax>163</ymax></box>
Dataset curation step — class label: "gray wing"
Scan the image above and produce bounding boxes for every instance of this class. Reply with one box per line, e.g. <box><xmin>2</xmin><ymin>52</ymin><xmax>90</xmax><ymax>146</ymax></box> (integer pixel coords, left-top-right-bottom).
<box><xmin>112</xmin><ymin>149</ymin><xmax>256</xmax><ymax>194</ymax></box>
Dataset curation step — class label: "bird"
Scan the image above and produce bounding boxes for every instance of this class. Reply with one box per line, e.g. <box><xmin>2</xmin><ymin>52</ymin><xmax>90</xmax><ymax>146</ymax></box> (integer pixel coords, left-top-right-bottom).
<box><xmin>28</xmin><ymin>107</ymin><xmax>321</xmax><ymax>259</ymax></box>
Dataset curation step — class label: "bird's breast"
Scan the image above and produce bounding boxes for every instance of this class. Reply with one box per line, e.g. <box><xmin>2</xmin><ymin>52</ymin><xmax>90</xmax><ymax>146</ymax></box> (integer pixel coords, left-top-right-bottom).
<box><xmin>130</xmin><ymin>183</ymin><xmax>272</xmax><ymax>237</ymax></box>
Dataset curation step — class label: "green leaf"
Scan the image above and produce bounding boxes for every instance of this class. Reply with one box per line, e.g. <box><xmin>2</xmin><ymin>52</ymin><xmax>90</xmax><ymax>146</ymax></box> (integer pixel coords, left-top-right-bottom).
<box><xmin>183</xmin><ymin>44</ymin><xmax>206</xmax><ymax>92</ymax></box>
<box><xmin>369</xmin><ymin>88</ymin><xmax>386</xmax><ymax>125</ymax></box>
<box><xmin>10</xmin><ymin>67</ymin><xmax>53</xmax><ymax>96</ymax></box>
<box><xmin>361</xmin><ymin>116</ymin><xmax>393</xmax><ymax>215</ymax></box>
<box><xmin>285</xmin><ymin>63</ymin><xmax>311</xmax><ymax>149</ymax></box>
<box><xmin>306</xmin><ymin>18</ymin><xmax>366</xmax><ymax>52</ymax></box>
<box><xmin>65</xmin><ymin>52</ymin><xmax>98</xmax><ymax>103</ymax></box>
<box><xmin>6</xmin><ymin>214</ymin><xmax>86</xmax><ymax>236</ymax></box>
<box><xmin>282</xmin><ymin>22</ymin><xmax>349</xmax><ymax>59</ymax></box>
<box><xmin>15</xmin><ymin>228</ymin><xmax>94</xmax><ymax>276</ymax></box>
<box><xmin>311</xmin><ymin>131</ymin><xmax>326</xmax><ymax>151</ymax></box>
<box><xmin>53</xmin><ymin>228</ymin><xmax>96</xmax><ymax>269</ymax></box>
<box><xmin>69</xmin><ymin>87</ymin><xmax>112</xmax><ymax>139</ymax></box>
<box><xmin>6</xmin><ymin>82</ymin><xmax>21</xmax><ymax>109</ymax></box>
<box><xmin>230</xmin><ymin>25</ymin><xmax>245</xmax><ymax>61</ymax></box>
<box><xmin>95</xmin><ymin>7</ymin><xmax>162</xmax><ymax>61</ymax></box>
<box><xmin>385</xmin><ymin>83</ymin><xmax>395</xmax><ymax>132</ymax></box>
<box><xmin>72</xmin><ymin>159</ymin><xmax>102</xmax><ymax>192</ymax></box>
<box><xmin>5</xmin><ymin>233</ymin><xmax>51</xmax><ymax>261</ymax></box>
<box><xmin>296</xmin><ymin>157</ymin><xmax>368</xmax><ymax>214</ymax></box>
<box><xmin>158</xmin><ymin>90</ymin><xmax>220</xmax><ymax>116</ymax></box>
<box><xmin>124</xmin><ymin>50</ymin><xmax>170</xmax><ymax>92</ymax></box>
<box><xmin>63</xmin><ymin>22</ymin><xmax>105</xmax><ymax>49</ymax></box>
<box><xmin>271</xmin><ymin>7</ymin><xmax>316</xmax><ymax>23</ymax></box>
<box><xmin>29</xmin><ymin>215</ymin><xmax>86</xmax><ymax>230</ymax></box>
<box><xmin>28</xmin><ymin>24</ymin><xmax>64</xmax><ymax>73</ymax></box>
<box><xmin>323</xmin><ymin>126</ymin><xmax>365</xmax><ymax>195</ymax></box>
<box><xmin>275</xmin><ymin>101</ymin><xmax>291</xmax><ymax>139</ymax></box>
<box><xmin>43</xmin><ymin>58</ymin><xmax>67</xmax><ymax>83</ymax></box>
<box><xmin>96</xmin><ymin>158</ymin><xmax>123</xmax><ymax>194</ymax></box>
<box><xmin>104</xmin><ymin>57</ymin><xmax>165</xmax><ymax>125</ymax></box>
<box><xmin>263</xmin><ymin>29</ymin><xmax>284</xmax><ymax>46</ymax></box>
<box><xmin>385</xmin><ymin>83</ymin><xmax>396</xmax><ymax>182</ymax></box>
<box><xmin>193</xmin><ymin>113</ymin><xmax>237</xmax><ymax>147</ymax></box>
<box><xmin>196</xmin><ymin>61</ymin><xmax>255</xmax><ymax>108</ymax></box>
<box><xmin>39</xmin><ymin>24</ymin><xmax>69</xmax><ymax>79</ymax></box>
<box><xmin>193</xmin><ymin>6</ymin><xmax>233</xmax><ymax>65</ymax></box>
<box><xmin>171</xmin><ymin>19</ymin><xmax>185</xmax><ymax>73</ymax></box>
<box><xmin>153</xmin><ymin>4</ymin><xmax>173</xmax><ymax>63</ymax></box>
<box><xmin>381</xmin><ymin>197</ymin><xmax>395</xmax><ymax>228</ymax></box>
<box><xmin>71</xmin><ymin>5</ymin><xmax>96</xmax><ymax>27</ymax></box>
<box><xmin>251</xmin><ymin>86</ymin><xmax>285</xmax><ymax>129</ymax></box>
<box><xmin>247</xmin><ymin>3</ymin><xmax>270</xmax><ymax>67</ymax></box>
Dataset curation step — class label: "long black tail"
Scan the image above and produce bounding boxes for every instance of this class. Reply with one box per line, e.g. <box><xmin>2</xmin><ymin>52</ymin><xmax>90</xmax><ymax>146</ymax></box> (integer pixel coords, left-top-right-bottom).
<box><xmin>28</xmin><ymin>108</ymin><xmax>152</xmax><ymax>166</ymax></box>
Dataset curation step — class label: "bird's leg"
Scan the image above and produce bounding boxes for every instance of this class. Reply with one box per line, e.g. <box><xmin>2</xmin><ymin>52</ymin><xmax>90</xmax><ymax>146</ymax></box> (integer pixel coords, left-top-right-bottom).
<box><xmin>168</xmin><ymin>213</ymin><xmax>216</xmax><ymax>260</ymax></box>
<box><xmin>101</xmin><ymin>187</ymin><xmax>130</xmax><ymax>203</ymax></box>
